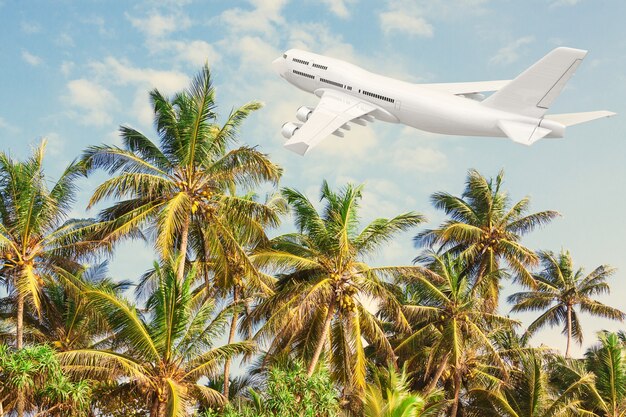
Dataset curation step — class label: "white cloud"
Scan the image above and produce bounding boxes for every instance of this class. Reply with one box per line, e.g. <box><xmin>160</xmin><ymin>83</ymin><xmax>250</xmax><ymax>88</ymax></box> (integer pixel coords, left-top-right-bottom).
<box><xmin>153</xmin><ymin>39</ymin><xmax>220</xmax><ymax>66</ymax></box>
<box><xmin>86</xmin><ymin>57</ymin><xmax>190</xmax><ymax>130</ymax></box>
<box><xmin>21</xmin><ymin>50</ymin><xmax>42</xmax><ymax>66</ymax></box>
<box><xmin>174</xmin><ymin>40</ymin><xmax>219</xmax><ymax>66</ymax></box>
<box><xmin>90</xmin><ymin>57</ymin><xmax>190</xmax><ymax>94</ymax></box>
<box><xmin>219</xmin><ymin>0</ymin><xmax>288</xmax><ymax>35</ymax></box>
<box><xmin>380</xmin><ymin>11</ymin><xmax>434</xmax><ymax>37</ymax></box>
<box><xmin>126</xmin><ymin>11</ymin><xmax>192</xmax><ymax>38</ymax></box>
<box><xmin>379</xmin><ymin>0</ymin><xmax>492</xmax><ymax>38</ymax></box>
<box><xmin>320</xmin><ymin>0</ymin><xmax>357</xmax><ymax>18</ymax></box>
<box><xmin>56</xmin><ymin>32</ymin><xmax>75</xmax><ymax>47</ymax></box>
<box><xmin>489</xmin><ymin>36</ymin><xmax>535</xmax><ymax>65</ymax></box>
<box><xmin>65</xmin><ymin>79</ymin><xmax>117</xmax><ymax>126</ymax></box>
<box><xmin>41</xmin><ymin>132</ymin><xmax>65</xmax><ymax>156</ymax></box>
<box><xmin>81</xmin><ymin>16</ymin><xmax>114</xmax><ymax>37</ymax></box>
<box><xmin>0</xmin><ymin>116</ymin><xmax>18</xmax><ymax>133</ymax></box>
<box><xmin>393</xmin><ymin>146</ymin><xmax>448</xmax><ymax>173</ymax></box>
<box><xmin>230</xmin><ymin>36</ymin><xmax>281</xmax><ymax>72</ymax></box>
<box><xmin>126</xmin><ymin>11</ymin><xmax>219</xmax><ymax>66</ymax></box>
<box><xmin>21</xmin><ymin>21</ymin><xmax>41</xmax><ymax>34</ymax></box>
<box><xmin>60</xmin><ymin>61</ymin><xmax>75</xmax><ymax>76</ymax></box>
<box><xmin>552</xmin><ymin>0</ymin><xmax>582</xmax><ymax>6</ymax></box>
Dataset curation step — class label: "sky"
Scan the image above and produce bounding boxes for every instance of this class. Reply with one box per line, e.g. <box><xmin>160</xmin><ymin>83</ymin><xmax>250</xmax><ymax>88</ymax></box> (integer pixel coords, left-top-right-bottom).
<box><xmin>1</xmin><ymin>0</ymin><xmax>625</xmax><ymax>358</ymax></box>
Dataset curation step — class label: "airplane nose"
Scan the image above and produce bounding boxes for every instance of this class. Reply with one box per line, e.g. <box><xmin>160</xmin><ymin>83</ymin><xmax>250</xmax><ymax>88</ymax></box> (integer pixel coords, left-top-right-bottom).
<box><xmin>272</xmin><ymin>57</ymin><xmax>285</xmax><ymax>77</ymax></box>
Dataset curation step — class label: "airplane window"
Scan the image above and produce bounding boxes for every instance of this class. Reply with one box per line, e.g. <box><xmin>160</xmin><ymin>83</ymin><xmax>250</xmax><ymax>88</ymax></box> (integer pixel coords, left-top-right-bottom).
<box><xmin>292</xmin><ymin>70</ymin><xmax>315</xmax><ymax>79</ymax></box>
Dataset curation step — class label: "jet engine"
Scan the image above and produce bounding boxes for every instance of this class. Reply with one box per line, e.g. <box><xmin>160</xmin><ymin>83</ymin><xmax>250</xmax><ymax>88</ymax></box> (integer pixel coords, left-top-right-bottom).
<box><xmin>296</xmin><ymin>106</ymin><xmax>314</xmax><ymax>122</ymax></box>
<box><xmin>281</xmin><ymin>122</ymin><xmax>301</xmax><ymax>139</ymax></box>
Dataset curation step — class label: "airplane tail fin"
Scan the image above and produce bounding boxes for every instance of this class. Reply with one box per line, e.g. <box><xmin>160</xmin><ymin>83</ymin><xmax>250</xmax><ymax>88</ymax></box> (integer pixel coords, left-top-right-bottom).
<box><xmin>544</xmin><ymin>110</ymin><xmax>616</xmax><ymax>126</ymax></box>
<box><xmin>483</xmin><ymin>47</ymin><xmax>587</xmax><ymax>118</ymax></box>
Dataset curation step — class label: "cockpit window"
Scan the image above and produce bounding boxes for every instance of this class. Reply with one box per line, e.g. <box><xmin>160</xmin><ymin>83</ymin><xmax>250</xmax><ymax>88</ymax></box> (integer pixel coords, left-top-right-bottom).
<box><xmin>283</xmin><ymin>54</ymin><xmax>287</xmax><ymax>59</ymax></box>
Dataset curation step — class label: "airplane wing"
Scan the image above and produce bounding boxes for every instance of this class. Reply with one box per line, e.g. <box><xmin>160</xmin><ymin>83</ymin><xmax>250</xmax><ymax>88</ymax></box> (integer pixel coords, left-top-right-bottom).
<box><xmin>421</xmin><ymin>80</ymin><xmax>511</xmax><ymax>95</ymax></box>
<box><xmin>284</xmin><ymin>89</ymin><xmax>377</xmax><ymax>155</ymax></box>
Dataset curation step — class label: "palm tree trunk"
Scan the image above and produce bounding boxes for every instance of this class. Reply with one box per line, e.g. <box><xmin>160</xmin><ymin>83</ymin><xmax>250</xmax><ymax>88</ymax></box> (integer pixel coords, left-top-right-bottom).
<box><xmin>16</xmin><ymin>292</ymin><xmax>25</xmax><ymax>417</ymax></box>
<box><xmin>307</xmin><ymin>300</ymin><xmax>336</xmax><ymax>377</ymax></box>
<box><xmin>176</xmin><ymin>214</ymin><xmax>191</xmax><ymax>282</ymax></box>
<box><xmin>16</xmin><ymin>292</ymin><xmax>24</xmax><ymax>349</ymax></box>
<box><xmin>424</xmin><ymin>354</ymin><xmax>449</xmax><ymax>394</ymax></box>
<box><xmin>566</xmin><ymin>304</ymin><xmax>572</xmax><ymax>358</ymax></box>
<box><xmin>450</xmin><ymin>369</ymin><xmax>462</xmax><ymax>417</ymax></box>
<box><xmin>223</xmin><ymin>286</ymin><xmax>239</xmax><ymax>400</ymax></box>
<box><xmin>149</xmin><ymin>396</ymin><xmax>160</xmax><ymax>417</ymax></box>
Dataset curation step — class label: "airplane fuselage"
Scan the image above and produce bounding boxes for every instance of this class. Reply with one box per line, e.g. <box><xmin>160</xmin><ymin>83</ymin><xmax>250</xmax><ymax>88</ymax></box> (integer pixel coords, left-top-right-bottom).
<box><xmin>273</xmin><ymin>49</ymin><xmax>563</xmax><ymax>139</ymax></box>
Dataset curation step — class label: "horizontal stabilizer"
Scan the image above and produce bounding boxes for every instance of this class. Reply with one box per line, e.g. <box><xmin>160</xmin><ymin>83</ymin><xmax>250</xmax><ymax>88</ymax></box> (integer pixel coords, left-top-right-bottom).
<box><xmin>497</xmin><ymin>120</ymin><xmax>552</xmax><ymax>146</ymax></box>
<box><xmin>544</xmin><ymin>110</ymin><xmax>616</xmax><ymax>126</ymax></box>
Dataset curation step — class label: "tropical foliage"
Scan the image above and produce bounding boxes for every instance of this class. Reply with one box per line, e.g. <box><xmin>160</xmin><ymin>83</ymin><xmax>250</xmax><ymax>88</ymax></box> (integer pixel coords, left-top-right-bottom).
<box><xmin>397</xmin><ymin>252</ymin><xmax>517</xmax><ymax>416</ymax></box>
<box><xmin>59</xmin><ymin>261</ymin><xmax>254</xmax><ymax>417</ymax></box>
<box><xmin>364</xmin><ymin>363</ymin><xmax>432</xmax><ymax>417</ymax></box>
<box><xmin>415</xmin><ymin>169</ymin><xmax>559</xmax><ymax>309</ymax></box>
<box><xmin>81</xmin><ymin>63</ymin><xmax>282</xmax><ymax>284</ymax></box>
<box><xmin>1</xmin><ymin>63</ymin><xmax>625</xmax><ymax>417</ymax></box>
<box><xmin>0</xmin><ymin>343</ymin><xmax>91</xmax><ymax>416</ymax></box>
<box><xmin>508</xmin><ymin>250</ymin><xmax>624</xmax><ymax>357</ymax></box>
<box><xmin>249</xmin><ymin>181</ymin><xmax>424</xmax><ymax>412</ymax></box>
<box><xmin>202</xmin><ymin>361</ymin><xmax>340</xmax><ymax>417</ymax></box>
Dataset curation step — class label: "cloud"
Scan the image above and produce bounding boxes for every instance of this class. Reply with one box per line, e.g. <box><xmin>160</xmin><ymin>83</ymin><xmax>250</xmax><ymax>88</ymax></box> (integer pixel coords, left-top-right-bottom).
<box><xmin>219</xmin><ymin>0</ymin><xmax>288</xmax><ymax>36</ymax></box>
<box><xmin>153</xmin><ymin>39</ymin><xmax>220</xmax><ymax>66</ymax></box>
<box><xmin>81</xmin><ymin>15</ymin><xmax>115</xmax><ymax>37</ymax></box>
<box><xmin>21</xmin><ymin>21</ymin><xmax>41</xmax><ymax>34</ymax></box>
<box><xmin>21</xmin><ymin>50</ymin><xmax>43</xmax><ymax>66</ymax></box>
<box><xmin>0</xmin><ymin>116</ymin><xmax>19</xmax><ymax>133</ymax></box>
<box><xmin>489</xmin><ymin>36</ymin><xmax>535</xmax><ymax>65</ymax></box>
<box><xmin>551</xmin><ymin>0</ymin><xmax>582</xmax><ymax>6</ymax></box>
<box><xmin>380</xmin><ymin>11</ymin><xmax>434</xmax><ymax>38</ymax></box>
<box><xmin>320</xmin><ymin>0</ymin><xmax>357</xmax><ymax>18</ymax></box>
<box><xmin>393</xmin><ymin>146</ymin><xmax>448</xmax><ymax>173</ymax></box>
<box><xmin>126</xmin><ymin>11</ymin><xmax>191</xmax><ymax>38</ymax></box>
<box><xmin>229</xmin><ymin>36</ymin><xmax>281</xmax><ymax>72</ymax></box>
<box><xmin>90</xmin><ymin>57</ymin><xmax>190</xmax><ymax>94</ymax></box>
<box><xmin>60</xmin><ymin>61</ymin><xmax>75</xmax><ymax>76</ymax></box>
<box><xmin>55</xmin><ymin>32</ymin><xmax>75</xmax><ymax>47</ymax></box>
<box><xmin>41</xmin><ymin>132</ymin><xmax>65</xmax><ymax>156</ymax></box>
<box><xmin>379</xmin><ymin>0</ymin><xmax>492</xmax><ymax>38</ymax></box>
<box><xmin>64</xmin><ymin>79</ymin><xmax>117</xmax><ymax>126</ymax></box>
<box><xmin>87</xmin><ymin>57</ymin><xmax>190</xmax><ymax>129</ymax></box>
<box><xmin>126</xmin><ymin>11</ymin><xmax>219</xmax><ymax>66</ymax></box>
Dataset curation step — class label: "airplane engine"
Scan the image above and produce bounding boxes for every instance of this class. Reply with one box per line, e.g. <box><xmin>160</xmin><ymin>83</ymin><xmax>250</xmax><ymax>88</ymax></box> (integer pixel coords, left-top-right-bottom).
<box><xmin>296</xmin><ymin>106</ymin><xmax>314</xmax><ymax>122</ymax></box>
<box><xmin>281</xmin><ymin>122</ymin><xmax>301</xmax><ymax>139</ymax></box>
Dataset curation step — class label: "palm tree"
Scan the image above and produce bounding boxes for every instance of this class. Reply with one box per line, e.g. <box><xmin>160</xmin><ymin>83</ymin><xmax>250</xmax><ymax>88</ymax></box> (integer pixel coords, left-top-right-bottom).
<box><xmin>415</xmin><ymin>169</ymin><xmax>559</xmax><ymax>308</ymax></box>
<box><xmin>470</xmin><ymin>350</ymin><xmax>595</xmax><ymax>417</ymax></box>
<box><xmin>204</xmin><ymin>192</ymin><xmax>285</xmax><ymax>400</ymax></box>
<box><xmin>583</xmin><ymin>332</ymin><xmax>626</xmax><ymax>417</ymax></box>
<box><xmin>58</xmin><ymin>261</ymin><xmax>255</xmax><ymax>417</ymax></box>
<box><xmin>396</xmin><ymin>253</ymin><xmax>517</xmax><ymax>416</ymax></box>
<box><xmin>364</xmin><ymin>363</ymin><xmax>429</xmax><ymax>417</ymax></box>
<box><xmin>249</xmin><ymin>181</ymin><xmax>425</xmax><ymax>411</ymax></box>
<box><xmin>0</xmin><ymin>141</ymin><xmax>92</xmax><ymax>350</ymax></box>
<box><xmin>508</xmin><ymin>250</ymin><xmax>624</xmax><ymax>357</ymax></box>
<box><xmin>82</xmin><ymin>64</ymin><xmax>282</xmax><ymax>284</ymax></box>
<box><xmin>0</xmin><ymin>262</ymin><xmax>131</xmax><ymax>351</ymax></box>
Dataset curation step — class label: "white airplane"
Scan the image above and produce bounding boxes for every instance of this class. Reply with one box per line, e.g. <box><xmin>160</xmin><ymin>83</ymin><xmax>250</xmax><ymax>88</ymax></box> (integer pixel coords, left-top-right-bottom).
<box><xmin>272</xmin><ymin>47</ymin><xmax>615</xmax><ymax>155</ymax></box>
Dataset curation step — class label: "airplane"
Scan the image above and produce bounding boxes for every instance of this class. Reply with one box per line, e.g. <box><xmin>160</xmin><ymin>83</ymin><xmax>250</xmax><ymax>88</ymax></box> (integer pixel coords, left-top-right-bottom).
<box><xmin>272</xmin><ymin>47</ymin><xmax>615</xmax><ymax>155</ymax></box>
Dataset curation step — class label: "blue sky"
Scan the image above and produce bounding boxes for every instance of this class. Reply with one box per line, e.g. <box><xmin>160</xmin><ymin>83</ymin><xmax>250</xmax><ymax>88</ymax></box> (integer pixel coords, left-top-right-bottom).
<box><xmin>1</xmin><ymin>0</ymin><xmax>625</xmax><ymax>357</ymax></box>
